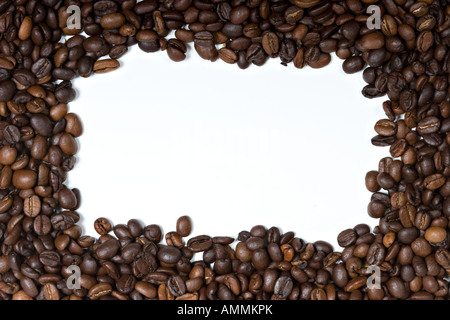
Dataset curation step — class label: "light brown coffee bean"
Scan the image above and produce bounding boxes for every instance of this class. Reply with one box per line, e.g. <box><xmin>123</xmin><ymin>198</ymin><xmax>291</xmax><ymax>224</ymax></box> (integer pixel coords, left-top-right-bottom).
<box><xmin>23</xmin><ymin>195</ymin><xmax>41</xmax><ymax>218</ymax></box>
<box><xmin>93</xmin><ymin>59</ymin><xmax>120</xmax><ymax>74</ymax></box>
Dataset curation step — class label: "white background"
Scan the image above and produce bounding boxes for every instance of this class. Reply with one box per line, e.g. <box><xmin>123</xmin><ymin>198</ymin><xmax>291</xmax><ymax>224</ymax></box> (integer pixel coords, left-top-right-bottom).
<box><xmin>69</xmin><ymin>42</ymin><xmax>388</xmax><ymax>250</ymax></box>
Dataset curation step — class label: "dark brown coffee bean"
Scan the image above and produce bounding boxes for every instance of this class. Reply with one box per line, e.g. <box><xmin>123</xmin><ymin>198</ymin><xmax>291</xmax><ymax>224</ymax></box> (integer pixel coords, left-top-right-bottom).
<box><xmin>230</xmin><ymin>6</ymin><xmax>249</xmax><ymax>25</ymax></box>
<box><xmin>167</xmin><ymin>275</ymin><xmax>186</xmax><ymax>297</ymax></box>
<box><xmin>0</xmin><ymin>80</ymin><xmax>16</xmax><ymax>102</ymax></box>
<box><xmin>157</xmin><ymin>245</ymin><xmax>182</xmax><ymax>264</ymax></box>
<box><xmin>417</xmin><ymin>116</ymin><xmax>440</xmax><ymax>135</ymax></box>
<box><xmin>337</xmin><ymin>229</ymin><xmax>356</xmax><ymax>248</ymax></box>
<box><xmin>274</xmin><ymin>275</ymin><xmax>293</xmax><ymax>299</ymax></box>
<box><xmin>95</xmin><ymin>238</ymin><xmax>120</xmax><ymax>260</ymax></box>
<box><xmin>39</xmin><ymin>251</ymin><xmax>60</xmax><ymax>267</ymax></box>
<box><xmin>343</xmin><ymin>56</ymin><xmax>365</xmax><ymax>74</ymax></box>
<box><xmin>176</xmin><ymin>215</ymin><xmax>192</xmax><ymax>237</ymax></box>
<box><xmin>187</xmin><ymin>235</ymin><xmax>213</xmax><ymax>252</ymax></box>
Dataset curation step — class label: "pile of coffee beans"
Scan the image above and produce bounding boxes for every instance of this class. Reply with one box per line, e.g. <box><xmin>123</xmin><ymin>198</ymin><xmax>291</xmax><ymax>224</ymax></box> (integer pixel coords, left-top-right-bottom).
<box><xmin>0</xmin><ymin>0</ymin><xmax>448</xmax><ymax>300</ymax></box>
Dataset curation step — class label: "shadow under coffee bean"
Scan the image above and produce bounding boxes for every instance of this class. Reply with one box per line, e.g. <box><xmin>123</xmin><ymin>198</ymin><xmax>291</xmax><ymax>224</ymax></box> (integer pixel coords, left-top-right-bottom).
<box><xmin>0</xmin><ymin>0</ymin><xmax>449</xmax><ymax>301</ymax></box>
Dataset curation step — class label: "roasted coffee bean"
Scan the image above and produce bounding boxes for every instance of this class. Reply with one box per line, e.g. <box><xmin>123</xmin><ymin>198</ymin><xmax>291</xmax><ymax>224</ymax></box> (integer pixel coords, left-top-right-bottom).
<box><xmin>261</xmin><ymin>32</ymin><xmax>279</xmax><ymax>58</ymax></box>
<box><xmin>88</xmin><ymin>283</ymin><xmax>112</xmax><ymax>300</ymax></box>
<box><xmin>0</xmin><ymin>80</ymin><xmax>16</xmax><ymax>102</ymax></box>
<box><xmin>343</xmin><ymin>56</ymin><xmax>365</xmax><ymax>74</ymax></box>
<box><xmin>423</xmin><ymin>174</ymin><xmax>445</xmax><ymax>190</ymax></box>
<box><xmin>176</xmin><ymin>215</ymin><xmax>192</xmax><ymax>237</ymax></box>
<box><xmin>157</xmin><ymin>245</ymin><xmax>182</xmax><ymax>264</ymax></box>
<box><xmin>337</xmin><ymin>229</ymin><xmax>356</xmax><ymax>247</ymax></box>
<box><xmin>95</xmin><ymin>238</ymin><xmax>120</xmax><ymax>260</ymax></box>
<box><xmin>187</xmin><ymin>235</ymin><xmax>213</xmax><ymax>252</ymax></box>
<box><xmin>93</xmin><ymin>59</ymin><xmax>120</xmax><ymax>74</ymax></box>
<box><xmin>374</xmin><ymin>119</ymin><xmax>397</xmax><ymax>136</ymax></box>
<box><xmin>23</xmin><ymin>195</ymin><xmax>41</xmax><ymax>218</ymax></box>
<box><xmin>167</xmin><ymin>275</ymin><xmax>186</xmax><ymax>297</ymax></box>
<box><xmin>218</xmin><ymin>48</ymin><xmax>238</xmax><ymax>64</ymax></box>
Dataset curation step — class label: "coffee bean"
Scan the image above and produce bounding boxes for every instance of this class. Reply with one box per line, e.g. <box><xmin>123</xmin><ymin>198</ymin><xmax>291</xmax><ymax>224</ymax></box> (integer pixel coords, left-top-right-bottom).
<box><xmin>100</xmin><ymin>13</ymin><xmax>125</xmax><ymax>30</ymax></box>
<box><xmin>387</xmin><ymin>277</ymin><xmax>408</xmax><ymax>299</ymax></box>
<box><xmin>261</xmin><ymin>32</ymin><xmax>279</xmax><ymax>58</ymax></box>
<box><xmin>343</xmin><ymin>56</ymin><xmax>365</xmax><ymax>74</ymax></box>
<box><xmin>292</xmin><ymin>0</ymin><xmax>320</xmax><ymax>8</ymax></box>
<box><xmin>337</xmin><ymin>229</ymin><xmax>356</xmax><ymax>247</ymax></box>
<box><xmin>157</xmin><ymin>245</ymin><xmax>182</xmax><ymax>264</ymax></box>
<box><xmin>360</xmin><ymin>32</ymin><xmax>385</xmax><ymax>50</ymax></box>
<box><xmin>23</xmin><ymin>195</ymin><xmax>41</xmax><ymax>218</ymax></box>
<box><xmin>3</xmin><ymin>125</ymin><xmax>20</xmax><ymax>144</ymax></box>
<box><xmin>167</xmin><ymin>275</ymin><xmax>186</xmax><ymax>297</ymax></box>
<box><xmin>12</xmin><ymin>169</ymin><xmax>37</xmax><ymax>189</ymax></box>
<box><xmin>230</xmin><ymin>6</ymin><xmax>249</xmax><ymax>25</ymax></box>
<box><xmin>0</xmin><ymin>80</ymin><xmax>16</xmax><ymax>102</ymax></box>
<box><xmin>30</xmin><ymin>114</ymin><xmax>52</xmax><ymax>137</ymax></box>
<box><xmin>93</xmin><ymin>59</ymin><xmax>120</xmax><ymax>74</ymax></box>
<box><xmin>176</xmin><ymin>215</ymin><xmax>192</xmax><ymax>237</ymax></box>
<box><xmin>374</xmin><ymin>119</ymin><xmax>397</xmax><ymax>136</ymax></box>
<box><xmin>135</xmin><ymin>281</ymin><xmax>157</xmax><ymax>299</ymax></box>
<box><xmin>424</xmin><ymin>227</ymin><xmax>447</xmax><ymax>243</ymax></box>
<box><xmin>417</xmin><ymin>116</ymin><xmax>440</xmax><ymax>135</ymax></box>
<box><xmin>423</xmin><ymin>173</ymin><xmax>445</xmax><ymax>190</ymax></box>
<box><xmin>88</xmin><ymin>283</ymin><xmax>112</xmax><ymax>300</ymax></box>
<box><xmin>187</xmin><ymin>235</ymin><xmax>212</xmax><ymax>252</ymax></box>
<box><xmin>218</xmin><ymin>48</ymin><xmax>238</xmax><ymax>64</ymax></box>
<box><xmin>58</xmin><ymin>132</ymin><xmax>78</xmax><ymax>156</ymax></box>
<box><xmin>39</xmin><ymin>251</ymin><xmax>60</xmax><ymax>267</ymax></box>
<box><xmin>411</xmin><ymin>237</ymin><xmax>432</xmax><ymax>257</ymax></box>
<box><xmin>274</xmin><ymin>275</ymin><xmax>293</xmax><ymax>299</ymax></box>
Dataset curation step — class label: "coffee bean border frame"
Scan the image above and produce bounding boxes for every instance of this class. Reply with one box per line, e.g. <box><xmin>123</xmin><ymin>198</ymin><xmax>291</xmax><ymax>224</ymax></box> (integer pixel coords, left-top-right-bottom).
<box><xmin>0</xmin><ymin>0</ymin><xmax>448</xmax><ymax>300</ymax></box>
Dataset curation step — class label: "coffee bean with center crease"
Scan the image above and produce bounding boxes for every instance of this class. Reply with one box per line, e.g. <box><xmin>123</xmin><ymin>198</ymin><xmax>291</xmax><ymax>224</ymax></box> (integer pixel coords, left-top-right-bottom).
<box><xmin>39</xmin><ymin>251</ymin><xmax>60</xmax><ymax>267</ymax></box>
<box><xmin>261</xmin><ymin>32</ymin><xmax>279</xmax><ymax>58</ymax></box>
<box><xmin>3</xmin><ymin>125</ymin><xmax>20</xmax><ymax>144</ymax></box>
<box><xmin>423</xmin><ymin>174</ymin><xmax>445</xmax><ymax>190</ymax></box>
<box><xmin>167</xmin><ymin>275</ymin><xmax>186</xmax><ymax>297</ymax></box>
<box><xmin>417</xmin><ymin>116</ymin><xmax>440</xmax><ymax>135</ymax></box>
<box><xmin>374</xmin><ymin>119</ymin><xmax>397</xmax><ymax>136</ymax></box>
<box><xmin>187</xmin><ymin>235</ymin><xmax>213</xmax><ymax>252</ymax></box>
<box><xmin>88</xmin><ymin>283</ymin><xmax>112</xmax><ymax>300</ymax></box>
<box><xmin>218</xmin><ymin>48</ymin><xmax>238</xmax><ymax>64</ymax></box>
<box><xmin>93</xmin><ymin>59</ymin><xmax>120</xmax><ymax>74</ymax></box>
<box><xmin>194</xmin><ymin>31</ymin><xmax>214</xmax><ymax>47</ymax></box>
<box><xmin>274</xmin><ymin>275</ymin><xmax>293</xmax><ymax>299</ymax></box>
<box><xmin>166</xmin><ymin>39</ymin><xmax>187</xmax><ymax>62</ymax></box>
<box><xmin>23</xmin><ymin>194</ymin><xmax>41</xmax><ymax>218</ymax></box>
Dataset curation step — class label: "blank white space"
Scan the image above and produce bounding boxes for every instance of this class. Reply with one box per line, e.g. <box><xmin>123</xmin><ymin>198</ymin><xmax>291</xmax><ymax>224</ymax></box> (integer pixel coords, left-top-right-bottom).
<box><xmin>69</xmin><ymin>44</ymin><xmax>387</xmax><ymax>250</ymax></box>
